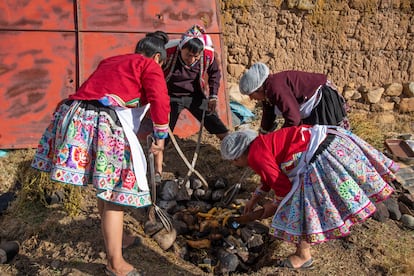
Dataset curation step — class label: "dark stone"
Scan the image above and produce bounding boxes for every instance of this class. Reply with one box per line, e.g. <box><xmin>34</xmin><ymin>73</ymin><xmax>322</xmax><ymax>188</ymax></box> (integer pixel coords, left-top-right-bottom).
<box><xmin>172</xmin><ymin>236</ymin><xmax>188</xmax><ymax>260</ymax></box>
<box><xmin>217</xmin><ymin>249</ymin><xmax>239</xmax><ymax>273</ymax></box>
<box><xmin>160</xmin><ymin>180</ymin><xmax>178</xmax><ymax>201</ymax></box>
<box><xmin>401</xmin><ymin>214</ymin><xmax>414</xmax><ymax>229</ymax></box>
<box><xmin>398</xmin><ymin>201</ymin><xmax>414</xmax><ymax>216</ymax></box>
<box><xmin>211</xmin><ymin>189</ymin><xmax>225</xmax><ymax>202</ymax></box>
<box><xmin>247</xmin><ymin>234</ymin><xmax>264</xmax><ymax>253</ymax></box>
<box><xmin>0</xmin><ymin>241</ymin><xmax>19</xmax><ymax>264</ymax></box>
<box><xmin>383</xmin><ymin>197</ymin><xmax>401</xmax><ymax>220</ymax></box>
<box><xmin>0</xmin><ymin>192</ymin><xmax>15</xmax><ymax>214</ymax></box>
<box><xmin>45</xmin><ymin>190</ymin><xmax>65</xmax><ymax>205</ymax></box>
<box><xmin>158</xmin><ymin>200</ymin><xmax>177</xmax><ymax>213</ymax></box>
<box><xmin>399</xmin><ymin>193</ymin><xmax>414</xmax><ymax>209</ymax></box>
<box><xmin>193</xmin><ymin>188</ymin><xmax>206</xmax><ymax>198</ymax></box>
<box><xmin>214</xmin><ymin>177</ymin><xmax>228</xmax><ymax>189</ymax></box>
<box><xmin>190</xmin><ymin>178</ymin><xmax>204</xmax><ymax>190</ymax></box>
<box><xmin>175</xmin><ymin>183</ymin><xmax>191</xmax><ymax>201</ymax></box>
<box><xmin>144</xmin><ymin>220</ymin><xmax>164</xmax><ymax>236</ymax></box>
<box><xmin>247</xmin><ymin>221</ymin><xmax>270</xmax><ymax>235</ymax></box>
<box><xmin>186</xmin><ymin>201</ymin><xmax>212</xmax><ymax>213</ymax></box>
<box><xmin>372</xmin><ymin>202</ymin><xmax>390</xmax><ymax>222</ymax></box>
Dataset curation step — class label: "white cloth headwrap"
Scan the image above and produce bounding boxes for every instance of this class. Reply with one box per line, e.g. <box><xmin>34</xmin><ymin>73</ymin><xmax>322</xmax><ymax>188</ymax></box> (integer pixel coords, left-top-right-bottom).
<box><xmin>239</xmin><ymin>62</ymin><xmax>270</xmax><ymax>95</ymax></box>
<box><xmin>221</xmin><ymin>129</ymin><xmax>258</xmax><ymax>160</ymax></box>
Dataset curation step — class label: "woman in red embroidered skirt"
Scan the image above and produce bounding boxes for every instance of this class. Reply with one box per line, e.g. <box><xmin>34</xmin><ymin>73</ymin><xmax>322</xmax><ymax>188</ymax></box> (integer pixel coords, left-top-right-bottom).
<box><xmin>31</xmin><ymin>31</ymin><xmax>170</xmax><ymax>276</ymax></box>
<box><xmin>221</xmin><ymin>125</ymin><xmax>397</xmax><ymax>269</ymax></box>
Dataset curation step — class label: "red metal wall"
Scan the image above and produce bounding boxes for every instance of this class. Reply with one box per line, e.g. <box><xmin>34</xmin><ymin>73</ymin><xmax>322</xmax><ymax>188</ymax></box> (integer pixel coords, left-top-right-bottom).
<box><xmin>0</xmin><ymin>0</ymin><xmax>230</xmax><ymax>149</ymax></box>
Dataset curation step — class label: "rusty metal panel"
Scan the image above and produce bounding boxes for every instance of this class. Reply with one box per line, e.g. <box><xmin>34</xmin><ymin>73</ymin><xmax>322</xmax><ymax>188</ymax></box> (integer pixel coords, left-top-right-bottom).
<box><xmin>78</xmin><ymin>32</ymin><xmax>146</xmax><ymax>83</ymax></box>
<box><xmin>0</xmin><ymin>31</ymin><xmax>76</xmax><ymax>148</ymax></box>
<box><xmin>78</xmin><ymin>0</ymin><xmax>220</xmax><ymax>33</ymax></box>
<box><xmin>0</xmin><ymin>0</ymin><xmax>229</xmax><ymax>148</ymax></box>
<box><xmin>79</xmin><ymin>32</ymin><xmax>230</xmax><ymax>138</ymax></box>
<box><xmin>0</xmin><ymin>0</ymin><xmax>75</xmax><ymax>30</ymax></box>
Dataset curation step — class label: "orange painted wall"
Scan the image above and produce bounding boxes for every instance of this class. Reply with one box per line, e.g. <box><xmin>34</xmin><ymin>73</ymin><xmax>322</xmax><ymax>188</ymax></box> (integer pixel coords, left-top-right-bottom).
<box><xmin>0</xmin><ymin>0</ymin><xmax>230</xmax><ymax>149</ymax></box>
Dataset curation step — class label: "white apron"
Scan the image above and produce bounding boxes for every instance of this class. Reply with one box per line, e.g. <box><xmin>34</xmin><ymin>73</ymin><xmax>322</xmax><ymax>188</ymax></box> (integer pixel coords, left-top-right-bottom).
<box><xmin>114</xmin><ymin>104</ymin><xmax>150</xmax><ymax>191</ymax></box>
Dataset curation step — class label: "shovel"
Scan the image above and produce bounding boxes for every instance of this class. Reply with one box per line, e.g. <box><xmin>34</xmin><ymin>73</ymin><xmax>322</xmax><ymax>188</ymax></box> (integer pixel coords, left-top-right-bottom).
<box><xmin>146</xmin><ymin>136</ymin><xmax>173</xmax><ymax>233</ymax></box>
<box><xmin>219</xmin><ymin>168</ymin><xmax>249</xmax><ymax>207</ymax></box>
<box><xmin>145</xmin><ymin>138</ymin><xmax>177</xmax><ymax>250</ymax></box>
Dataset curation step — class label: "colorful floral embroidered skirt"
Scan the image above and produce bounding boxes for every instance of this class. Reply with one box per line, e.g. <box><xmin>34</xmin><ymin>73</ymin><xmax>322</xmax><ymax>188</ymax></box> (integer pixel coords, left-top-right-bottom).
<box><xmin>270</xmin><ymin>128</ymin><xmax>398</xmax><ymax>244</ymax></box>
<box><xmin>31</xmin><ymin>100</ymin><xmax>151</xmax><ymax>208</ymax></box>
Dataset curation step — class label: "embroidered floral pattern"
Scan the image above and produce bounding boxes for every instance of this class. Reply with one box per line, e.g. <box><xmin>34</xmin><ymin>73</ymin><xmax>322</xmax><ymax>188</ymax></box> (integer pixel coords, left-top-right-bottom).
<box><xmin>270</xmin><ymin>131</ymin><xmax>397</xmax><ymax>244</ymax></box>
<box><xmin>31</xmin><ymin>101</ymin><xmax>151</xmax><ymax>208</ymax></box>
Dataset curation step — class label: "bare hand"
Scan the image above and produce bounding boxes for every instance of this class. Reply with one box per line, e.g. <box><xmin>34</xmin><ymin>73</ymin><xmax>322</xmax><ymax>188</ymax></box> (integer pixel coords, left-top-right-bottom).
<box><xmin>150</xmin><ymin>139</ymin><xmax>165</xmax><ymax>175</ymax></box>
<box><xmin>243</xmin><ymin>197</ymin><xmax>258</xmax><ymax>215</ymax></box>
<box><xmin>260</xmin><ymin>202</ymin><xmax>278</xmax><ymax>219</ymax></box>
<box><xmin>207</xmin><ymin>99</ymin><xmax>217</xmax><ymax>114</ymax></box>
<box><xmin>149</xmin><ymin>142</ymin><xmax>163</xmax><ymax>155</ymax></box>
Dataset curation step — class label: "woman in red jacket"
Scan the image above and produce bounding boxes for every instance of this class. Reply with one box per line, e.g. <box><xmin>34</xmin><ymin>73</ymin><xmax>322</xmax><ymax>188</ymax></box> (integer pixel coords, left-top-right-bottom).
<box><xmin>221</xmin><ymin>126</ymin><xmax>397</xmax><ymax>269</ymax></box>
<box><xmin>31</xmin><ymin>31</ymin><xmax>170</xmax><ymax>276</ymax></box>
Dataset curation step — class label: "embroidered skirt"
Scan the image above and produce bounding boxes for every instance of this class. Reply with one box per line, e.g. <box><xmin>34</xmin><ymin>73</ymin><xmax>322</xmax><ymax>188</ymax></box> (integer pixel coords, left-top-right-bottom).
<box><xmin>269</xmin><ymin>128</ymin><xmax>398</xmax><ymax>244</ymax></box>
<box><xmin>31</xmin><ymin>100</ymin><xmax>152</xmax><ymax>208</ymax></box>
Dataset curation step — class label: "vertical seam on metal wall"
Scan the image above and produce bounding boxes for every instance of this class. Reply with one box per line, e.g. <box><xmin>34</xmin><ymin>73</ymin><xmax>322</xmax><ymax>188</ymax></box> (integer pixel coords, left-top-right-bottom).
<box><xmin>74</xmin><ymin>0</ymin><xmax>80</xmax><ymax>90</ymax></box>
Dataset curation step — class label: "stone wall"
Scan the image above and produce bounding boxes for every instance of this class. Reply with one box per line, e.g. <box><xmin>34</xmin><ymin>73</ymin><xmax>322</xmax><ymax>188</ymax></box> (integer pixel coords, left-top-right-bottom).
<box><xmin>219</xmin><ymin>0</ymin><xmax>414</xmax><ymax>114</ymax></box>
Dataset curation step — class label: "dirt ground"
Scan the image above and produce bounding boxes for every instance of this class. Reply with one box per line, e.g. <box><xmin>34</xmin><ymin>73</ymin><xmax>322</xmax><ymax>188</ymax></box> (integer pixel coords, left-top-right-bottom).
<box><xmin>1</xmin><ymin>121</ymin><xmax>414</xmax><ymax>276</ymax></box>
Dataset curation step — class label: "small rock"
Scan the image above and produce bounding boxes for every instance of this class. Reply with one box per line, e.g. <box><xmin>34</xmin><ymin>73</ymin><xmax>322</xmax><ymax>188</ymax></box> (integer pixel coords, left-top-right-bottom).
<box><xmin>172</xmin><ymin>220</ymin><xmax>189</xmax><ymax>236</ymax></box>
<box><xmin>186</xmin><ymin>201</ymin><xmax>212</xmax><ymax>213</ymax></box>
<box><xmin>246</xmin><ymin>233</ymin><xmax>264</xmax><ymax>253</ymax></box>
<box><xmin>175</xmin><ymin>182</ymin><xmax>191</xmax><ymax>201</ymax></box>
<box><xmin>372</xmin><ymin>202</ymin><xmax>389</xmax><ymax>222</ymax></box>
<box><xmin>399</xmin><ymin>193</ymin><xmax>414</xmax><ymax>209</ymax></box>
<box><xmin>401</xmin><ymin>214</ymin><xmax>414</xmax><ymax>229</ymax></box>
<box><xmin>144</xmin><ymin>220</ymin><xmax>164</xmax><ymax>236</ymax></box>
<box><xmin>190</xmin><ymin>178</ymin><xmax>204</xmax><ymax>190</ymax></box>
<box><xmin>383</xmin><ymin>197</ymin><xmax>401</xmax><ymax>220</ymax></box>
<box><xmin>398</xmin><ymin>201</ymin><xmax>414</xmax><ymax>216</ymax></box>
<box><xmin>212</xmin><ymin>189</ymin><xmax>225</xmax><ymax>202</ymax></box>
<box><xmin>214</xmin><ymin>177</ymin><xmax>228</xmax><ymax>189</ymax></box>
<box><xmin>157</xmin><ymin>200</ymin><xmax>177</xmax><ymax>213</ymax></box>
<box><xmin>62</xmin><ymin>268</ymin><xmax>84</xmax><ymax>276</ymax></box>
<box><xmin>217</xmin><ymin>249</ymin><xmax>240</xmax><ymax>274</ymax></box>
<box><xmin>153</xmin><ymin>228</ymin><xmax>177</xmax><ymax>251</ymax></box>
<box><xmin>160</xmin><ymin>180</ymin><xmax>179</xmax><ymax>201</ymax></box>
<box><xmin>384</xmin><ymin>83</ymin><xmax>403</xmax><ymax>97</ymax></box>
<box><xmin>0</xmin><ymin>192</ymin><xmax>16</xmax><ymax>215</ymax></box>
<box><xmin>193</xmin><ymin>188</ymin><xmax>206</xmax><ymax>197</ymax></box>
<box><xmin>50</xmin><ymin>260</ymin><xmax>60</xmax><ymax>269</ymax></box>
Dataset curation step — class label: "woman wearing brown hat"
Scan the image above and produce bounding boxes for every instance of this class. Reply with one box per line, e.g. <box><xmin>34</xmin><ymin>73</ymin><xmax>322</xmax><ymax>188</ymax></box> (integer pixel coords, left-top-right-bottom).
<box><xmin>239</xmin><ymin>63</ymin><xmax>349</xmax><ymax>133</ymax></box>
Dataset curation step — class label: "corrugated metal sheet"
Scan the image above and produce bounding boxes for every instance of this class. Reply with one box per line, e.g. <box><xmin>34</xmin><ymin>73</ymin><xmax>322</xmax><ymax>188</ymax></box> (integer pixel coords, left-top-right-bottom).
<box><xmin>0</xmin><ymin>0</ymin><xmax>230</xmax><ymax>149</ymax></box>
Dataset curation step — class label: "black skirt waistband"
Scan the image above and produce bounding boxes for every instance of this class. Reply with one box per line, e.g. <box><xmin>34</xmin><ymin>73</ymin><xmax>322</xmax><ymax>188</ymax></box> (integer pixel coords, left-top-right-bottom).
<box><xmin>309</xmin><ymin>134</ymin><xmax>335</xmax><ymax>163</ymax></box>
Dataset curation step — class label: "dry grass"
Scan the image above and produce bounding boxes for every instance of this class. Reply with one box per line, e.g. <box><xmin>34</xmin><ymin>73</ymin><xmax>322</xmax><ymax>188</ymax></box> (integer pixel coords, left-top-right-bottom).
<box><xmin>349</xmin><ymin>112</ymin><xmax>385</xmax><ymax>150</ymax></box>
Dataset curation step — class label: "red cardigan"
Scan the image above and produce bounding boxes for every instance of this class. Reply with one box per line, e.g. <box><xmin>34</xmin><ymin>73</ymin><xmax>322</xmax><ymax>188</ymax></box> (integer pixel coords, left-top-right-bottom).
<box><xmin>69</xmin><ymin>54</ymin><xmax>170</xmax><ymax>127</ymax></box>
<box><xmin>248</xmin><ymin>126</ymin><xmax>312</xmax><ymax>197</ymax></box>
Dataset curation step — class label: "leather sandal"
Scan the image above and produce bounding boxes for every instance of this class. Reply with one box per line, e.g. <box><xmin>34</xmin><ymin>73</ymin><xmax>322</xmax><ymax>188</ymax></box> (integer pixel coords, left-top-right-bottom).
<box><xmin>276</xmin><ymin>257</ymin><xmax>314</xmax><ymax>269</ymax></box>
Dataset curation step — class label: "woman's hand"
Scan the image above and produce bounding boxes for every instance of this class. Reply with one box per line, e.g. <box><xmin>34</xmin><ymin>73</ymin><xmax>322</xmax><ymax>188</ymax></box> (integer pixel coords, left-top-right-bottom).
<box><xmin>243</xmin><ymin>196</ymin><xmax>259</xmax><ymax>215</ymax></box>
<box><xmin>260</xmin><ymin>201</ymin><xmax>278</xmax><ymax>219</ymax></box>
<box><xmin>207</xmin><ymin>98</ymin><xmax>217</xmax><ymax>114</ymax></box>
<box><xmin>149</xmin><ymin>140</ymin><xmax>164</xmax><ymax>155</ymax></box>
<box><xmin>151</xmin><ymin>139</ymin><xmax>165</xmax><ymax>176</ymax></box>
